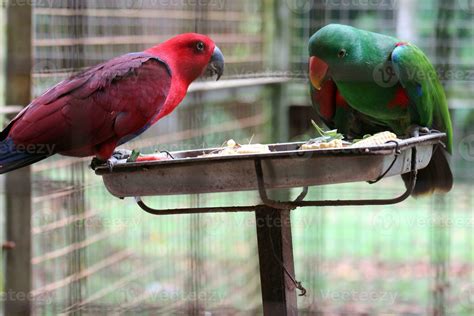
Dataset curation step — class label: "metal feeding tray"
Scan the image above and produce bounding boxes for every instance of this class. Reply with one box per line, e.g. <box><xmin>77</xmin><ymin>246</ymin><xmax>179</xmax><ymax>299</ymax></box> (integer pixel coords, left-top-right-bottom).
<box><xmin>95</xmin><ymin>133</ymin><xmax>445</xmax><ymax>213</ymax></box>
<box><xmin>95</xmin><ymin>132</ymin><xmax>447</xmax><ymax>311</ymax></box>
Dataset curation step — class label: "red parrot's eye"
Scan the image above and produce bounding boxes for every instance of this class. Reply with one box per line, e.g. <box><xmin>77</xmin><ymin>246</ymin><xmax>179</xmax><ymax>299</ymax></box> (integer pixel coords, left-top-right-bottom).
<box><xmin>338</xmin><ymin>49</ymin><xmax>347</xmax><ymax>58</ymax></box>
<box><xmin>196</xmin><ymin>41</ymin><xmax>205</xmax><ymax>52</ymax></box>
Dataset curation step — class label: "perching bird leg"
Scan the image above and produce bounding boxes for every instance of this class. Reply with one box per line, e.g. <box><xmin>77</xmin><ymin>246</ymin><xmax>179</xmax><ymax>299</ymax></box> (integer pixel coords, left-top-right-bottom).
<box><xmin>90</xmin><ymin>149</ymin><xmax>133</xmax><ymax>171</ymax></box>
<box><xmin>407</xmin><ymin>125</ymin><xmax>431</xmax><ymax>138</ymax></box>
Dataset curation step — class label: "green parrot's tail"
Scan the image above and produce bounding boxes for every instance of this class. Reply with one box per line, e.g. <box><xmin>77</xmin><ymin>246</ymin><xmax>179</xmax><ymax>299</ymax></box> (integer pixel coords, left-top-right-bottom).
<box><xmin>402</xmin><ymin>147</ymin><xmax>453</xmax><ymax>196</ymax></box>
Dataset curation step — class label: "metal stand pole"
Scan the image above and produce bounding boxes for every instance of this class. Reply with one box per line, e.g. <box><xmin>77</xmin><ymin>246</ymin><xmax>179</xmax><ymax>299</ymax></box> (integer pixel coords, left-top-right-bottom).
<box><xmin>255</xmin><ymin>207</ymin><xmax>297</xmax><ymax>316</ymax></box>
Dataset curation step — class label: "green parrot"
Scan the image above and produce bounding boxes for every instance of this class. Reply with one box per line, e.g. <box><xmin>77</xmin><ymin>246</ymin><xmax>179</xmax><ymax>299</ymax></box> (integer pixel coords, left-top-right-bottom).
<box><xmin>308</xmin><ymin>24</ymin><xmax>453</xmax><ymax>196</ymax></box>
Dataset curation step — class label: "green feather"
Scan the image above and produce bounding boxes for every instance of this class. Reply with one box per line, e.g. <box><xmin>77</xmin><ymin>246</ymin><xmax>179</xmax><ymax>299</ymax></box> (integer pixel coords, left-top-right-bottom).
<box><xmin>391</xmin><ymin>44</ymin><xmax>453</xmax><ymax>152</ymax></box>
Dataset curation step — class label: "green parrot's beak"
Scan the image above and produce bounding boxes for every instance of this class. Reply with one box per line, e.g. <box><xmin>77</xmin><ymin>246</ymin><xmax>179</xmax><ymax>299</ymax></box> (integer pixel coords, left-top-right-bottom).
<box><xmin>309</xmin><ymin>56</ymin><xmax>328</xmax><ymax>90</ymax></box>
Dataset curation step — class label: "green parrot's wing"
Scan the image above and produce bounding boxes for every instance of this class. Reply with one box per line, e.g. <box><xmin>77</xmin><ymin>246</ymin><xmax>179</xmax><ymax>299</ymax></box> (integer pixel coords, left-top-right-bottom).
<box><xmin>391</xmin><ymin>43</ymin><xmax>453</xmax><ymax>152</ymax></box>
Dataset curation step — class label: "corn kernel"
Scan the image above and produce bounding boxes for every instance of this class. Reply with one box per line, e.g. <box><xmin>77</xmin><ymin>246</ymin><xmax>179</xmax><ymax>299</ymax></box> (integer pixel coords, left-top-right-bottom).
<box><xmin>351</xmin><ymin>131</ymin><xmax>398</xmax><ymax>148</ymax></box>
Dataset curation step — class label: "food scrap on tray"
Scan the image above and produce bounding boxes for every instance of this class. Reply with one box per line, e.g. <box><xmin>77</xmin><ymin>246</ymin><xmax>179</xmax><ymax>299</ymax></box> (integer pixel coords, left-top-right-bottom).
<box><xmin>126</xmin><ymin>150</ymin><xmax>174</xmax><ymax>162</ymax></box>
<box><xmin>117</xmin><ymin>125</ymin><xmax>401</xmax><ymax>163</ymax></box>
<box><xmin>351</xmin><ymin>131</ymin><xmax>399</xmax><ymax>148</ymax></box>
<box><xmin>300</xmin><ymin>121</ymin><xmax>350</xmax><ymax>150</ymax></box>
<box><xmin>300</xmin><ymin>121</ymin><xmax>400</xmax><ymax>150</ymax></box>
<box><xmin>199</xmin><ymin>139</ymin><xmax>271</xmax><ymax>157</ymax></box>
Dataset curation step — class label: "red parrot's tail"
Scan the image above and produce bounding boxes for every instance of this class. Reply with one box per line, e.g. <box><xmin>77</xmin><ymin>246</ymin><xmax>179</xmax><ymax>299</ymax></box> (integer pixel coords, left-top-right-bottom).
<box><xmin>402</xmin><ymin>146</ymin><xmax>453</xmax><ymax>196</ymax></box>
<box><xmin>0</xmin><ymin>138</ymin><xmax>50</xmax><ymax>174</ymax></box>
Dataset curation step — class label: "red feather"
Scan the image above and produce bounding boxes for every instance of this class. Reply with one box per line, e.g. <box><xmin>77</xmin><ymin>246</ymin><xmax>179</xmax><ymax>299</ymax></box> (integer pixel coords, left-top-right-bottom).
<box><xmin>312</xmin><ymin>79</ymin><xmax>351</xmax><ymax>123</ymax></box>
<box><xmin>1</xmin><ymin>33</ymin><xmax>218</xmax><ymax>162</ymax></box>
<box><xmin>312</xmin><ymin>79</ymin><xmax>336</xmax><ymax>121</ymax></box>
<box><xmin>335</xmin><ymin>89</ymin><xmax>350</xmax><ymax>109</ymax></box>
<box><xmin>387</xmin><ymin>86</ymin><xmax>410</xmax><ymax>109</ymax></box>
<box><xmin>8</xmin><ymin>54</ymin><xmax>171</xmax><ymax>159</ymax></box>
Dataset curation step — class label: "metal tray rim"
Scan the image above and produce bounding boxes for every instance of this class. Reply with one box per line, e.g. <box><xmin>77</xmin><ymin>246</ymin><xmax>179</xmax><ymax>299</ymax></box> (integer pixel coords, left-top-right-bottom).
<box><xmin>95</xmin><ymin>133</ymin><xmax>444</xmax><ymax>175</ymax></box>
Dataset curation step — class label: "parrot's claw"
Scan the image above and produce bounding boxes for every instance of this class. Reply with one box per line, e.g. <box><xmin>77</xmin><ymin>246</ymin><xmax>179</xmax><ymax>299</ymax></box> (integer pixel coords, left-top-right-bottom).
<box><xmin>106</xmin><ymin>158</ymin><xmax>118</xmax><ymax>172</ymax></box>
<box><xmin>407</xmin><ymin>125</ymin><xmax>431</xmax><ymax>138</ymax></box>
<box><xmin>90</xmin><ymin>149</ymin><xmax>133</xmax><ymax>171</ymax></box>
<box><xmin>111</xmin><ymin>149</ymin><xmax>133</xmax><ymax>160</ymax></box>
<box><xmin>106</xmin><ymin>149</ymin><xmax>135</xmax><ymax>171</ymax></box>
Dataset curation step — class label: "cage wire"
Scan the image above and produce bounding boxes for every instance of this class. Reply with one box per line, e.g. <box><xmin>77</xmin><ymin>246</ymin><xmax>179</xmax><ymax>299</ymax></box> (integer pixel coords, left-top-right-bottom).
<box><xmin>0</xmin><ymin>0</ymin><xmax>473</xmax><ymax>315</ymax></box>
<box><xmin>29</xmin><ymin>0</ymin><xmax>266</xmax><ymax>314</ymax></box>
<box><xmin>287</xmin><ymin>0</ymin><xmax>474</xmax><ymax>315</ymax></box>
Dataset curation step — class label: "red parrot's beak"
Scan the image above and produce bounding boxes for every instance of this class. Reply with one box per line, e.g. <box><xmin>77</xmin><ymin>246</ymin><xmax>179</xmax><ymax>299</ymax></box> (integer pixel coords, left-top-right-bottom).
<box><xmin>205</xmin><ymin>46</ymin><xmax>225</xmax><ymax>81</ymax></box>
<box><xmin>309</xmin><ymin>56</ymin><xmax>328</xmax><ymax>90</ymax></box>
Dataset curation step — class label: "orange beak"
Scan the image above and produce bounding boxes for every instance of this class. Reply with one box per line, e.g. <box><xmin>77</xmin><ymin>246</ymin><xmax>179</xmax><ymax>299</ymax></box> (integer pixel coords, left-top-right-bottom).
<box><xmin>309</xmin><ymin>56</ymin><xmax>328</xmax><ymax>90</ymax></box>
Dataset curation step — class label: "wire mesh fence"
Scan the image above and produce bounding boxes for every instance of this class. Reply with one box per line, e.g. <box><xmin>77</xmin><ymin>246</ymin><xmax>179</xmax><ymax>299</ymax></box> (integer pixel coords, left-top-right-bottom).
<box><xmin>0</xmin><ymin>0</ymin><xmax>473</xmax><ymax>315</ymax></box>
<box><xmin>28</xmin><ymin>0</ymin><xmax>268</xmax><ymax>314</ymax></box>
<box><xmin>287</xmin><ymin>0</ymin><xmax>474</xmax><ymax>315</ymax></box>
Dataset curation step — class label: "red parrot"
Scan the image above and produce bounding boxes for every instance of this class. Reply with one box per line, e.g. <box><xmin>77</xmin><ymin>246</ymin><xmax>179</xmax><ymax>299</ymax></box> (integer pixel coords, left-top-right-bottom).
<box><xmin>0</xmin><ymin>33</ymin><xmax>224</xmax><ymax>173</ymax></box>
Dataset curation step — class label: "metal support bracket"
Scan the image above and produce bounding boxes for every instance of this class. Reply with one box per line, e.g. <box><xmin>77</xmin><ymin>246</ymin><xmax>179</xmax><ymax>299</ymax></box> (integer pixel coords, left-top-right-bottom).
<box><xmin>136</xmin><ymin>197</ymin><xmax>259</xmax><ymax>216</ymax></box>
<box><xmin>135</xmin><ymin>145</ymin><xmax>418</xmax><ymax>215</ymax></box>
<box><xmin>253</xmin><ymin>145</ymin><xmax>418</xmax><ymax>209</ymax></box>
<box><xmin>131</xmin><ymin>141</ymin><xmax>421</xmax><ymax>316</ymax></box>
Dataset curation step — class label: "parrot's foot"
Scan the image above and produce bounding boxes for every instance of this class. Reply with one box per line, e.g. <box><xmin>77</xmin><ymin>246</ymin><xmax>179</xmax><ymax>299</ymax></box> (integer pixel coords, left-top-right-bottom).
<box><xmin>111</xmin><ymin>149</ymin><xmax>133</xmax><ymax>160</ymax></box>
<box><xmin>407</xmin><ymin>125</ymin><xmax>431</xmax><ymax>138</ymax></box>
<box><xmin>90</xmin><ymin>149</ymin><xmax>134</xmax><ymax>171</ymax></box>
<box><xmin>106</xmin><ymin>149</ymin><xmax>136</xmax><ymax>171</ymax></box>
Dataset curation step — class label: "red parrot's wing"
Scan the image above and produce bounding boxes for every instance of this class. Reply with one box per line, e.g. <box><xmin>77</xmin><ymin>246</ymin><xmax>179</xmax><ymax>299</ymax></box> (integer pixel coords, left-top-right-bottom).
<box><xmin>4</xmin><ymin>53</ymin><xmax>171</xmax><ymax>156</ymax></box>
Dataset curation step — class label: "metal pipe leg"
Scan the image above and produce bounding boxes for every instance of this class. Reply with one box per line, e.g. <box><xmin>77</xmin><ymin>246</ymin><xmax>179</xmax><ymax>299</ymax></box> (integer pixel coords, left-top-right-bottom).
<box><xmin>255</xmin><ymin>207</ymin><xmax>298</xmax><ymax>316</ymax></box>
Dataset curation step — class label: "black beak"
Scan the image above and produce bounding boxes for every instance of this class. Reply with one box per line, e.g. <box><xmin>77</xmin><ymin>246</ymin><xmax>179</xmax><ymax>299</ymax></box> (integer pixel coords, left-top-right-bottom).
<box><xmin>205</xmin><ymin>46</ymin><xmax>224</xmax><ymax>81</ymax></box>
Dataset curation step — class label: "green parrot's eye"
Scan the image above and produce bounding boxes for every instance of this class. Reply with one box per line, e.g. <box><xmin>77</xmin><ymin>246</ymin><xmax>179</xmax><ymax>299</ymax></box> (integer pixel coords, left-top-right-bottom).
<box><xmin>338</xmin><ymin>49</ymin><xmax>347</xmax><ymax>58</ymax></box>
<box><xmin>196</xmin><ymin>41</ymin><xmax>205</xmax><ymax>52</ymax></box>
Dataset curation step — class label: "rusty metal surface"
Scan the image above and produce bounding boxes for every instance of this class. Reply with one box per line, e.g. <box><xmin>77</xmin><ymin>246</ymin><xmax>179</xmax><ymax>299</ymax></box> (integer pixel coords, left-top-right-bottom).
<box><xmin>96</xmin><ymin>134</ymin><xmax>444</xmax><ymax>198</ymax></box>
<box><xmin>255</xmin><ymin>208</ymin><xmax>298</xmax><ymax>316</ymax></box>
